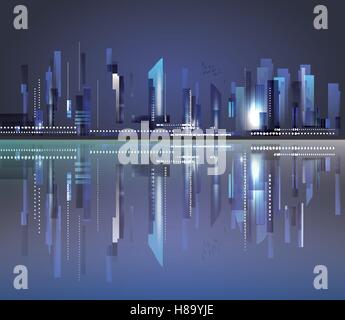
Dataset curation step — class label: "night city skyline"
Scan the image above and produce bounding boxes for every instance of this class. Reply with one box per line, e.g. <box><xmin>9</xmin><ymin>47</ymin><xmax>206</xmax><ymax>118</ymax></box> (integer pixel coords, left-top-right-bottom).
<box><xmin>1</xmin><ymin>0</ymin><xmax>345</xmax><ymax>305</ymax></box>
<box><xmin>0</xmin><ymin>53</ymin><xmax>341</xmax><ymax>138</ymax></box>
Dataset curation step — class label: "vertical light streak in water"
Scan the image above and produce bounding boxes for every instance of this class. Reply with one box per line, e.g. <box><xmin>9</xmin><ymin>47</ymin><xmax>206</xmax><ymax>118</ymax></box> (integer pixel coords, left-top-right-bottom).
<box><xmin>77</xmin><ymin>214</ymin><xmax>81</xmax><ymax>282</ymax></box>
<box><xmin>96</xmin><ymin>159</ymin><xmax>100</xmax><ymax>232</ymax></box>
<box><xmin>33</xmin><ymin>172</ymin><xmax>37</xmax><ymax>221</ymax></box>
<box><xmin>243</xmin><ymin>152</ymin><xmax>247</xmax><ymax>251</ymax></box>
<box><xmin>164</xmin><ymin>166</ymin><xmax>167</xmax><ymax>242</ymax></box>
<box><xmin>38</xmin><ymin>185</ymin><xmax>41</xmax><ymax>234</ymax></box>
<box><xmin>54</xmin><ymin>206</ymin><xmax>62</xmax><ymax>278</ymax></box>
<box><xmin>284</xmin><ymin>205</ymin><xmax>291</xmax><ymax>244</ymax></box>
<box><xmin>335</xmin><ymin>157</ymin><xmax>341</xmax><ymax>216</ymax></box>
<box><xmin>66</xmin><ymin>172</ymin><xmax>72</xmax><ymax>261</ymax></box>
<box><xmin>298</xmin><ymin>202</ymin><xmax>304</xmax><ymax>248</ymax></box>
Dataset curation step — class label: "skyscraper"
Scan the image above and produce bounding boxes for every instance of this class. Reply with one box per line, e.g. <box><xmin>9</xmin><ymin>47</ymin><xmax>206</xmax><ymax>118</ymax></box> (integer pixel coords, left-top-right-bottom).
<box><xmin>299</xmin><ymin>65</ymin><xmax>315</xmax><ymax>126</ymax></box>
<box><xmin>328</xmin><ymin>83</ymin><xmax>341</xmax><ymax>130</ymax></box>
<box><xmin>20</xmin><ymin>65</ymin><xmax>29</xmax><ymax>115</ymax></box>
<box><xmin>45</xmin><ymin>67</ymin><xmax>54</xmax><ymax>127</ymax></box>
<box><xmin>228</xmin><ymin>82</ymin><xmax>236</xmax><ymax>119</ymax></box>
<box><xmin>148</xmin><ymin>58</ymin><xmax>168</xmax><ymax>125</ymax></box>
<box><xmin>291</xmin><ymin>81</ymin><xmax>301</xmax><ymax>128</ymax></box>
<box><xmin>235</xmin><ymin>87</ymin><xmax>245</xmax><ymax>134</ymax></box>
<box><xmin>210</xmin><ymin>84</ymin><xmax>221</xmax><ymax>131</ymax></box>
<box><xmin>182</xmin><ymin>68</ymin><xmax>192</xmax><ymax>125</ymax></box>
<box><xmin>112</xmin><ymin>68</ymin><xmax>125</xmax><ymax>124</ymax></box>
<box><xmin>106</xmin><ymin>49</ymin><xmax>125</xmax><ymax>124</ymax></box>
<box><xmin>255</xmin><ymin>84</ymin><xmax>265</xmax><ymax>130</ymax></box>
<box><xmin>75</xmin><ymin>87</ymin><xmax>91</xmax><ymax>136</ymax></box>
<box><xmin>267</xmin><ymin>80</ymin><xmax>279</xmax><ymax>130</ymax></box>
<box><xmin>277</xmin><ymin>68</ymin><xmax>291</xmax><ymax>128</ymax></box>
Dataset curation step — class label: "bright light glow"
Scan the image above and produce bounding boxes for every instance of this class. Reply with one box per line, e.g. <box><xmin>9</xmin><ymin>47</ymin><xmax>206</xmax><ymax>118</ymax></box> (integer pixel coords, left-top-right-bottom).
<box><xmin>251</xmin><ymin>158</ymin><xmax>260</xmax><ymax>183</ymax></box>
<box><xmin>248</xmin><ymin>104</ymin><xmax>261</xmax><ymax>129</ymax></box>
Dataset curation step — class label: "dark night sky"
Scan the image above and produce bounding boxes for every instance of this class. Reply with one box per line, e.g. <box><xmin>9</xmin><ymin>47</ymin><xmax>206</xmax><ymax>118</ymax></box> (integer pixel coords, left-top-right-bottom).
<box><xmin>0</xmin><ymin>0</ymin><xmax>344</xmax><ymax>135</ymax></box>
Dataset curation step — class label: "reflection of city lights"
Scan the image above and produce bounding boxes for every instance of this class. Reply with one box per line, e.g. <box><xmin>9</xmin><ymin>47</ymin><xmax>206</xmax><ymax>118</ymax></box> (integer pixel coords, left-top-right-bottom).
<box><xmin>251</xmin><ymin>158</ymin><xmax>260</xmax><ymax>183</ymax></box>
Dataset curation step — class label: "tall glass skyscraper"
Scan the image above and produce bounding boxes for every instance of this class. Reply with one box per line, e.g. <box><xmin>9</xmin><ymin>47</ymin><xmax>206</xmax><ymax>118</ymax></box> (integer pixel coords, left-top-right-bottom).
<box><xmin>148</xmin><ymin>58</ymin><xmax>165</xmax><ymax>123</ymax></box>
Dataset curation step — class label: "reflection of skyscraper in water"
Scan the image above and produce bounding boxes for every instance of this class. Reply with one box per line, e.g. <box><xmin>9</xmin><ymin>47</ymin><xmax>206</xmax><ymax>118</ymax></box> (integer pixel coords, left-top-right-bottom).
<box><xmin>284</xmin><ymin>205</ymin><xmax>291</xmax><ymax>244</ymax></box>
<box><xmin>193</xmin><ymin>157</ymin><xmax>201</xmax><ymax>229</ymax></box>
<box><xmin>21</xmin><ymin>160</ymin><xmax>29</xmax><ymax>257</ymax></box>
<box><xmin>210</xmin><ymin>174</ymin><xmax>221</xmax><ymax>227</ymax></box>
<box><xmin>289</xmin><ymin>203</ymin><xmax>303</xmax><ymax>248</ymax></box>
<box><xmin>66</xmin><ymin>172</ymin><xmax>72</xmax><ymax>261</ymax></box>
<box><xmin>182</xmin><ymin>159</ymin><xmax>192</xmax><ymax>251</ymax></box>
<box><xmin>45</xmin><ymin>159</ymin><xmax>56</xmax><ymax>253</ymax></box>
<box><xmin>292</xmin><ymin>156</ymin><xmax>299</xmax><ymax>197</ymax></box>
<box><xmin>248</xmin><ymin>153</ymin><xmax>266</xmax><ymax>245</ymax></box>
<box><xmin>297</xmin><ymin>202</ymin><xmax>304</xmax><ymax>248</ymax></box>
<box><xmin>111</xmin><ymin>165</ymin><xmax>125</xmax><ymax>251</ymax></box>
<box><xmin>34</xmin><ymin>158</ymin><xmax>44</xmax><ymax>235</ymax></box>
<box><xmin>181</xmin><ymin>142</ymin><xmax>201</xmax><ymax>250</ymax></box>
<box><xmin>0</xmin><ymin>155</ymin><xmax>32</xmax><ymax>255</ymax></box>
<box><xmin>115</xmin><ymin>165</ymin><xmax>125</xmax><ymax>241</ymax></box>
<box><xmin>335</xmin><ymin>157</ymin><xmax>341</xmax><ymax>216</ymax></box>
<box><xmin>44</xmin><ymin>158</ymin><xmax>62</xmax><ymax>277</ymax></box>
<box><xmin>246</xmin><ymin>148</ymin><xmax>281</xmax><ymax>254</ymax></box>
<box><xmin>284</xmin><ymin>203</ymin><xmax>304</xmax><ymax>249</ymax></box>
<box><xmin>267</xmin><ymin>171</ymin><xmax>274</xmax><ymax>259</ymax></box>
<box><xmin>302</xmin><ymin>159</ymin><xmax>315</xmax><ymax>206</ymax></box>
<box><xmin>75</xmin><ymin>145</ymin><xmax>91</xmax><ymax>277</ymax></box>
<box><xmin>263</xmin><ymin>149</ymin><xmax>283</xmax><ymax>258</ymax></box>
<box><xmin>106</xmin><ymin>165</ymin><xmax>125</xmax><ymax>282</ymax></box>
<box><xmin>132</xmin><ymin>164</ymin><xmax>169</xmax><ymax>266</ymax></box>
<box><xmin>54</xmin><ymin>206</ymin><xmax>62</xmax><ymax>278</ymax></box>
<box><xmin>149</xmin><ymin>166</ymin><xmax>168</xmax><ymax>266</ymax></box>
<box><xmin>75</xmin><ymin>146</ymin><xmax>91</xmax><ymax>220</ymax></box>
<box><xmin>210</xmin><ymin>147</ymin><xmax>222</xmax><ymax>227</ymax></box>
<box><xmin>229</xmin><ymin>153</ymin><xmax>245</xmax><ymax>234</ymax></box>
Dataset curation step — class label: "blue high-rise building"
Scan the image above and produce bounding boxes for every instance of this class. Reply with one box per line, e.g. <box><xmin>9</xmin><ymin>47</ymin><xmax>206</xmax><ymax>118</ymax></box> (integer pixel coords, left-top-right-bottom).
<box><xmin>75</xmin><ymin>87</ymin><xmax>91</xmax><ymax>136</ymax></box>
<box><xmin>267</xmin><ymin>80</ymin><xmax>279</xmax><ymax>130</ymax></box>
<box><xmin>299</xmin><ymin>65</ymin><xmax>315</xmax><ymax>126</ymax></box>
<box><xmin>277</xmin><ymin>68</ymin><xmax>291</xmax><ymax>128</ymax></box>
<box><xmin>236</xmin><ymin>87</ymin><xmax>245</xmax><ymax>134</ymax></box>
<box><xmin>182</xmin><ymin>68</ymin><xmax>192</xmax><ymax>125</ymax></box>
<box><xmin>328</xmin><ymin>83</ymin><xmax>341</xmax><ymax>130</ymax></box>
<box><xmin>148</xmin><ymin>58</ymin><xmax>167</xmax><ymax>124</ymax></box>
<box><xmin>210</xmin><ymin>84</ymin><xmax>221</xmax><ymax>131</ymax></box>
